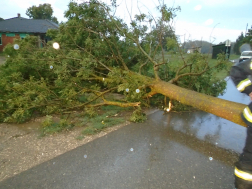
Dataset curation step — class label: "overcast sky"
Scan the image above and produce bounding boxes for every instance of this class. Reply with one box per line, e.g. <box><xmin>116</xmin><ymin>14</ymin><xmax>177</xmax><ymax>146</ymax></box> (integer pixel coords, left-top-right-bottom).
<box><xmin>1</xmin><ymin>0</ymin><xmax>251</xmax><ymax>44</ymax></box>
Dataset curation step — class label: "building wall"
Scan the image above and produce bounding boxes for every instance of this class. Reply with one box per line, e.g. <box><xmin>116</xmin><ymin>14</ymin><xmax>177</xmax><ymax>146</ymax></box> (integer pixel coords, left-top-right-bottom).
<box><xmin>0</xmin><ymin>34</ymin><xmax>20</xmax><ymax>52</ymax></box>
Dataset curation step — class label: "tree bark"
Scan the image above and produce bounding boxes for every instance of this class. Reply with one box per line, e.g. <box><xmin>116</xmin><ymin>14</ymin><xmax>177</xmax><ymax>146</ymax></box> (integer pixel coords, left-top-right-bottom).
<box><xmin>150</xmin><ymin>80</ymin><xmax>247</xmax><ymax>127</ymax></box>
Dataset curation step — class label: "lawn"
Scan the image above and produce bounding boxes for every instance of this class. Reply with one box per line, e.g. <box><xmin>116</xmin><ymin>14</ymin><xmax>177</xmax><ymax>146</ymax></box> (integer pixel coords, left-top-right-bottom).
<box><xmin>156</xmin><ymin>52</ymin><xmax>233</xmax><ymax>80</ymax></box>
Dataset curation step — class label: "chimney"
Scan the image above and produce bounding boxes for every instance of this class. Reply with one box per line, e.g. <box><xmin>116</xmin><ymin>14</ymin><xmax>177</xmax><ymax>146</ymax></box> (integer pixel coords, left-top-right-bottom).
<box><xmin>17</xmin><ymin>13</ymin><xmax>20</xmax><ymax>17</ymax></box>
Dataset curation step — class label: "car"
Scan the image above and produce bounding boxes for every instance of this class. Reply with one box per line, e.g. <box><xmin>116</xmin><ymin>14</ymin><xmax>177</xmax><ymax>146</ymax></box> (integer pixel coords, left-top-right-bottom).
<box><xmin>239</xmin><ymin>51</ymin><xmax>252</xmax><ymax>62</ymax></box>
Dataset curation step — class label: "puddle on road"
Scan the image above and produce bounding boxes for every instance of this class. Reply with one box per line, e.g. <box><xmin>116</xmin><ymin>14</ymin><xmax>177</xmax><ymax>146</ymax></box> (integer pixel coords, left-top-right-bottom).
<box><xmin>149</xmin><ymin>77</ymin><xmax>248</xmax><ymax>164</ymax></box>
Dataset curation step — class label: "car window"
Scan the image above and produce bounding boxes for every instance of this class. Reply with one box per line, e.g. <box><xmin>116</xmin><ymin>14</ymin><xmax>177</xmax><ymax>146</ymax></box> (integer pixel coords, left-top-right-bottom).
<box><xmin>241</xmin><ymin>52</ymin><xmax>252</xmax><ymax>56</ymax></box>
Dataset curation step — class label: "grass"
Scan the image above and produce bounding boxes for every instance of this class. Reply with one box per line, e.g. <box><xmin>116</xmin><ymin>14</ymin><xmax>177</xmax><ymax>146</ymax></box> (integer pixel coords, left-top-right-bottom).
<box><xmin>40</xmin><ymin>116</ymin><xmax>75</xmax><ymax>136</ymax></box>
<box><xmin>40</xmin><ymin>105</ymin><xmax>129</xmax><ymax>138</ymax></box>
<box><xmin>81</xmin><ymin>106</ymin><xmax>127</xmax><ymax>136</ymax></box>
<box><xmin>157</xmin><ymin>52</ymin><xmax>233</xmax><ymax>80</ymax></box>
<box><xmin>229</xmin><ymin>54</ymin><xmax>240</xmax><ymax>60</ymax></box>
<box><xmin>41</xmin><ymin>122</ymin><xmax>75</xmax><ymax>136</ymax></box>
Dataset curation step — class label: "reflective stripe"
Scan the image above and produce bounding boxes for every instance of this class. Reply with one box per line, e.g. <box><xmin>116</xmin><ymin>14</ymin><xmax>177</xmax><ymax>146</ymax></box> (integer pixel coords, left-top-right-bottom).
<box><xmin>237</xmin><ymin>78</ymin><xmax>251</xmax><ymax>92</ymax></box>
<box><xmin>235</xmin><ymin>167</ymin><xmax>252</xmax><ymax>181</ymax></box>
<box><xmin>243</xmin><ymin>107</ymin><xmax>252</xmax><ymax>123</ymax></box>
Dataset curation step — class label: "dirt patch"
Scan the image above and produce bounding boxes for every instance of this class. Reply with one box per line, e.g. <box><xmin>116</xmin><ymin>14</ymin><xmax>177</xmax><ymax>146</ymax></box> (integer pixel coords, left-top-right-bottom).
<box><xmin>0</xmin><ymin>108</ymin><xmax>158</xmax><ymax>182</ymax></box>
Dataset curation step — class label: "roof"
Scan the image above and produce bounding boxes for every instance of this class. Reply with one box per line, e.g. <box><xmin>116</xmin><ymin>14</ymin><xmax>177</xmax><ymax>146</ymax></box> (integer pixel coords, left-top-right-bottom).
<box><xmin>0</xmin><ymin>17</ymin><xmax>59</xmax><ymax>33</ymax></box>
<box><xmin>212</xmin><ymin>44</ymin><xmax>225</xmax><ymax>47</ymax></box>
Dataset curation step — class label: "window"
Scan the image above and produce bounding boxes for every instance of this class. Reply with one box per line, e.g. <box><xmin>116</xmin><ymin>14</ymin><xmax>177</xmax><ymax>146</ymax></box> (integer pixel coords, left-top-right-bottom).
<box><xmin>241</xmin><ymin>51</ymin><xmax>252</xmax><ymax>56</ymax></box>
<box><xmin>19</xmin><ymin>34</ymin><xmax>28</xmax><ymax>39</ymax></box>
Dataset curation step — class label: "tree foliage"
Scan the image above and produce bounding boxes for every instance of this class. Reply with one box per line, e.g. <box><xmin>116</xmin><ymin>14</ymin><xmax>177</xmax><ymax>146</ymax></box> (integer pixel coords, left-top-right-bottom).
<box><xmin>0</xmin><ymin>0</ymin><xmax>230</xmax><ymax>123</ymax></box>
<box><xmin>0</xmin><ymin>17</ymin><xmax>4</xmax><ymax>21</ymax></box>
<box><xmin>233</xmin><ymin>32</ymin><xmax>245</xmax><ymax>55</ymax></box>
<box><xmin>26</xmin><ymin>3</ymin><xmax>59</xmax><ymax>24</ymax></box>
<box><xmin>243</xmin><ymin>27</ymin><xmax>252</xmax><ymax>47</ymax></box>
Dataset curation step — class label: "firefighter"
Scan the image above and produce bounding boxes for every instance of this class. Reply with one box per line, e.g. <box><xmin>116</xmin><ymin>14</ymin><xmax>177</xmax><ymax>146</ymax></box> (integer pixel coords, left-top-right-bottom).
<box><xmin>230</xmin><ymin>58</ymin><xmax>252</xmax><ymax>189</ymax></box>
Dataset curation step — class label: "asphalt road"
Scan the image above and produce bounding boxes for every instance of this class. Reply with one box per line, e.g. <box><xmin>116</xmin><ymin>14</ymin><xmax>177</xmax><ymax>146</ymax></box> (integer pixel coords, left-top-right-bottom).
<box><xmin>0</xmin><ymin>110</ymin><xmax>244</xmax><ymax>189</ymax></box>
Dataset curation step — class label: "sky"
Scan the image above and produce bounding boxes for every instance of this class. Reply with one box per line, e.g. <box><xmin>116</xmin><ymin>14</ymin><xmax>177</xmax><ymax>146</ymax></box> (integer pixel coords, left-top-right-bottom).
<box><xmin>0</xmin><ymin>0</ymin><xmax>252</xmax><ymax>44</ymax></box>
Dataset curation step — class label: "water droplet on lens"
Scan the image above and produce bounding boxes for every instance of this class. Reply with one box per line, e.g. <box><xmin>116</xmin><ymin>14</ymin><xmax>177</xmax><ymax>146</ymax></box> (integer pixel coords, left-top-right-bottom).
<box><xmin>136</xmin><ymin>89</ymin><xmax>140</xmax><ymax>93</ymax></box>
<box><xmin>126</xmin><ymin>88</ymin><xmax>129</xmax><ymax>92</ymax></box>
<box><xmin>130</xmin><ymin>148</ymin><xmax>133</xmax><ymax>151</ymax></box>
<box><xmin>14</xmin><ymin>44</ymin><xmax>19</xmax><ymax>50</ymax></box>
<box><xmin>209</xmin><ymin>157</ymin><xmax>213</xmax><ymax>161</ymax></box>
<box><xmin>53</xmin><ymin>42</ymin><xmax>60</xmax><ymax>49</ymax></box>
<box><xmin>84</xmin><ymin>155</ymin><xmax>87</xmax><ymax>158</ymax></box>
<box><xmin>50</xmin><ymin>65</ymin><xmax>53</xmax><ymax>69</ymax></box>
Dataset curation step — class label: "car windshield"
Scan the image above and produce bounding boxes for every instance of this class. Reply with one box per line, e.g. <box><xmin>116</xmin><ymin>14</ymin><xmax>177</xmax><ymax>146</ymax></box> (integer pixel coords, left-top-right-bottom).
<box><xmin>241</xmin><ymin>52</ymin><xmax>252</xmax><ymax>56</ymax></box>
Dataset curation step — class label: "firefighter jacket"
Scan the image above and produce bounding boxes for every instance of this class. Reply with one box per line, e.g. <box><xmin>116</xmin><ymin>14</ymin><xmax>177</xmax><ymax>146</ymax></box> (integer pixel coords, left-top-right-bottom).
<box><xmin>230</xmin><ymin>58</ymin><xmax>252</xmax><ymax>96</ymax></box>
<box><xmin>230</xmin><ymin>58</ymin><xmax>252</xmax><ymax>127</ymax></box>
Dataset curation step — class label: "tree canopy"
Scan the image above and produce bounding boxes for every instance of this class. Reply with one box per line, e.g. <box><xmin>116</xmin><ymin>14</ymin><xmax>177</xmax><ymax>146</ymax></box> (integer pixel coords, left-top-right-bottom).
<box><xmin>0</xmin><ymin>0</ymin><xmax>231</xmax><ymax>124</ymax></box>
<box><xmin>243</xmin><ymin>27</ymin><xmax>252</xmax><ymax>47</ymax></box>
<box><xmin>26</xmin><ymin>3</ymin><xmax>58</xmax><ymax>24</ymax></box>
<box><xmin>233</xmin><ymin>32</ymin><xmax>245</xmax><ymax>55</ymax></box>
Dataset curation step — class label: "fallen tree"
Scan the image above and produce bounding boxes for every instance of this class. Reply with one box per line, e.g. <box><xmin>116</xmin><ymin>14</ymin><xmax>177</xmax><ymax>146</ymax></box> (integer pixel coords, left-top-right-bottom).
<box><xmin>0</xmin><ymin>0</ymin><xmax>245</xmax><ymax>127</ymax></box>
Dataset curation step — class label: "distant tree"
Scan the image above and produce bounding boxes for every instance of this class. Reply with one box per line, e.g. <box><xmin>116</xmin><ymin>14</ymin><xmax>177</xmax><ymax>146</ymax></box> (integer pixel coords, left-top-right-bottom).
<box><xmin>233</xmin><ymin>32</ymin><xmax>244</xmax><ymax>55</ymax></box>
<box><xmin>242</xmin><ymin>27</ymin><xmax>252</xmax><ymax>47</ymax></box>
<box><xmin>26</xmin><ymin>3</ymin><xmax>58</xmax><ymax>24</ymax></box>
<box><xmin>0</xmin><ymin>17</ymin><xmax>4</xmax><ymax>21</ymax></box>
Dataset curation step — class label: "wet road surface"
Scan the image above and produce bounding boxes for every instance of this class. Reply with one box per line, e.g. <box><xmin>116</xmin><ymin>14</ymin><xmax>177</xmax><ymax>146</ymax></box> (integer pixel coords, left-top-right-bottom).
<box><xmin>0</xmin><ymin>77</ymin><xmax>248</xmax><ymax>189</ymax></box>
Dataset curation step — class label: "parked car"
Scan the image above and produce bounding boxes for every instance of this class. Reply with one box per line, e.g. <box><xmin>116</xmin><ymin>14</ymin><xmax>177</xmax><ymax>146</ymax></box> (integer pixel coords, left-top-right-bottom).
<box><xmin>239</xmin><ymin>51</ymin><xmax>252</xmax><ymax>62</ymax></box>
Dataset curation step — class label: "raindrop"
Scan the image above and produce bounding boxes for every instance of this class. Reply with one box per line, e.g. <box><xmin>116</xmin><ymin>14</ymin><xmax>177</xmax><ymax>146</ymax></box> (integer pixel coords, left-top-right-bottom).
<box><xmin>50</xmin><ymin>65</ymin><xmax>53</xmax><ymax>69</ymax></box>
<box><xmin>136</xmin><ymin>89</ymin><xmax>140</xmax><ymax>93</ymax></box>
<box><xmin>215</xmin><ymin>142</ymin><xmax>218</xmax><ymax>145</ymax></box>
<box><xmin>103</xmin><ymin>78</ymin><xmax>105</xmax><ymax>81</ymax></box>
<box><xmin>126</xmin><ymin>88</ymin><xmax>129</xmax><ymax>92</ymax></box>
<box><xmin>14</xmin><ymin>44</ymin><xmax>19</xmax><ymax>50</ymax></box>
<box><xmin>209</xmin><ymin>157</ymin><xmax>213</xmax><ymax>161</ymax></box>
<box><xmin>84</xmin><ymin>155</ymin><xmax>87</xmax><ymax>158</ymax></box>
<box><xmin>128</xmin><ymin>57</ymin><xmax>131</xmax><ymax>59</ymax></box>
<box><xmin>130</xmin><ymin>148</ymin><xmax>134</xmax><ymax>152</ymax></box>
<box><xmin>53</xmin><ymin>162</ymin><xmax>55</xmax><ymax>165</ymax></box>
<box><xmin>187</xmin><ymin>50</ymin><xmax>190</xmax><ymax>54</ymax></box>
<box><xmin>53</xmin><ymin>42</ymin><xmax>60</xmax><ymax>49</ymax></box>
<box><xmin>7</xmin><ymin>55</ymin><xmax>10</xmax><ymax>57</ymax></box>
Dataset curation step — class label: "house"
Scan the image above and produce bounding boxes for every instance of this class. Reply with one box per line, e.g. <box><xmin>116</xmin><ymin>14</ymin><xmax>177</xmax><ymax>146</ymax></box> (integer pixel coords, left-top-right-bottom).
<box><xmin>0</xmin><ymin>13</ymin><xmax>59</xmax><ymax>52</ymax></box>
<box><xmin>186</xmin><ymin>46</ymin><xmax>202</xmax><ymax>54</ymax></box>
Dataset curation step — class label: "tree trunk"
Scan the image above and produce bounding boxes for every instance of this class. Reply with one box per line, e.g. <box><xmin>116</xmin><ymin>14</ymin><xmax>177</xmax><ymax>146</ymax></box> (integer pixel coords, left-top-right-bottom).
<box><xmin>150</xmin><ymin>80</ymin><xmax>247</xmax><ymax>127</ymax></box>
